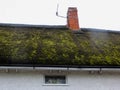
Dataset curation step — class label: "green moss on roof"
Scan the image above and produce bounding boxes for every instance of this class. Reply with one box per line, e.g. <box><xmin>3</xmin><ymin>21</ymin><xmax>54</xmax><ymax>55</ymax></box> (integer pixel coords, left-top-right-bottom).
<box><xmin>0</xmin><ymin>27</ymin><xmax>120</xmax><ymax>66</ymax></box>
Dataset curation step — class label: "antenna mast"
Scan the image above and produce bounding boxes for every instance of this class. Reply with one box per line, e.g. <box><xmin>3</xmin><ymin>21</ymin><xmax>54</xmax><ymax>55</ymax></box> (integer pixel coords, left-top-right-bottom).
<box><xmin>56</xmin><ymin>4</ymin><xmax>66</xmax><ymax>18</ymax></box>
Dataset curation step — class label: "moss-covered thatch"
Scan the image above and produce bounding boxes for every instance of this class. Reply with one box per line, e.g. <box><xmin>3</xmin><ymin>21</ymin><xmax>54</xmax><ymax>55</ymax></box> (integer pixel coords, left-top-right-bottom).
<box><xmin>0</xmin><ymin>26</ymin><xmax>120</xmax><ymax>66</ymax></box>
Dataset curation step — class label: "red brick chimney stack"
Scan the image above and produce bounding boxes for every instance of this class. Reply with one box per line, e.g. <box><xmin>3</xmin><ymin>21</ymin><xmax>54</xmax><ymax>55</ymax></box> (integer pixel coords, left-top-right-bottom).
<box><xmin>67</xmin><ymin>7</ymin><xmax>80</xmax><ymax>31</ymax></box>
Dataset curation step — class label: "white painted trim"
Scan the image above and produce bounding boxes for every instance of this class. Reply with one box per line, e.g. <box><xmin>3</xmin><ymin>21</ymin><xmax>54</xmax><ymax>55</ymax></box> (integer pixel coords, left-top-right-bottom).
<box><xmin>68</xmin><ymin>68</ymin><xmax>100</xmax><ymax>71</ymax></box>
<box><xmin>0</xmin><ymin>66</ymin><xmax>120</xmax><ymax>71</ymax></box>
<box><xmin>35</xmin><ymin>67</ymin><xmax>68</xmax><ymax>70</ymax></box>
<box><xmin>0</xmin><ymin>66</ymin><xmax>33</xmax><ymax>70</ymax></box>
<box><xmin>42</xmin><ymin>84</ymin><xmax>69</xmax><ymax>86</ymax></box>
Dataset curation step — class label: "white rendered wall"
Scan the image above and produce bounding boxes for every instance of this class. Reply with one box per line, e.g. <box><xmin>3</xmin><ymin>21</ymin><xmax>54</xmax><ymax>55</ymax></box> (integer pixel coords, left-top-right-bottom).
<box><xmin>0</xmin><ymin>70</ymin><xmax>120</xmax><ymax>90</ymax></box>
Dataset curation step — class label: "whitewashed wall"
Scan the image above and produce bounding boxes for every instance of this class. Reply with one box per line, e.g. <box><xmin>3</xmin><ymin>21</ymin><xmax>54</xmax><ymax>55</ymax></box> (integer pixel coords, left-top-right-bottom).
<box><xmin>0</xmin><ymin>70</ymin><xmax>120</xmax><ymax>90</ymax></box>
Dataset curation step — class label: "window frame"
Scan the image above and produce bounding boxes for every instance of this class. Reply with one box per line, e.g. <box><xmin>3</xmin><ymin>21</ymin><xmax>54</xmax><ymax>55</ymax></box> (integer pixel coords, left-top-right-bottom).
<box><xmin>43</xmin><ymin>75</ymin><xmax>68</xmax><ymax>86</ymax></box>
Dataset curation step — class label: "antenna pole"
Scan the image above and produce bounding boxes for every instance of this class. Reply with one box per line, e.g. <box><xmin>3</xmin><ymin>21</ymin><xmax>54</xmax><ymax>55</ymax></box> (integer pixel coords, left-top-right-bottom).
<box><xmin>56</xmin><ymin>4</ymin><xmax>59</xmax><ymax>16</ymax></box>
<box><xmin>56</xmin><ymin>4</ymin><xmax>66</xmax><ymax>18</ymax></box>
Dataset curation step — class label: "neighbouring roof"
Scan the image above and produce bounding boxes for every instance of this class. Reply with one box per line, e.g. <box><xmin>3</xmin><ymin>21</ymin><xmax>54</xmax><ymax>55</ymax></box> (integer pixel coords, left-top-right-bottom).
<box><xmin>0</xmin><ymin>24</ymin><xmax>120</xmax><ymax>67</ymax></box>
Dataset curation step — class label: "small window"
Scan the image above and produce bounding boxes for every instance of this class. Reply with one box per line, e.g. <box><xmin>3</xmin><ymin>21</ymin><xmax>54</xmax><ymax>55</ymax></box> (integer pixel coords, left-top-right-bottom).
<box><xmin>45</xmin><ymin>75</ymin><xmax>66</xmax><ymax>84</ymax></box>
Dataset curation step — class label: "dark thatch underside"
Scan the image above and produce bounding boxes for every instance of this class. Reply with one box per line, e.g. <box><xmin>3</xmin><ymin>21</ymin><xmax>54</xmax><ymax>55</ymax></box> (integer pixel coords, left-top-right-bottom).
<box><xmin>0</xmin><ymin>25</ymin><xmax>120</xmax><ymax>67</ymax></box>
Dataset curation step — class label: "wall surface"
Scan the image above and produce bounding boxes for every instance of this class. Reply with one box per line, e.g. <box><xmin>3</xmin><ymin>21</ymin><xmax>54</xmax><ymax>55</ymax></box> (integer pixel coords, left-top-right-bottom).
<box><xmin>0</xmin><ymin>69</ymin><xmax>120</xmax><ymax>90</ymax></box>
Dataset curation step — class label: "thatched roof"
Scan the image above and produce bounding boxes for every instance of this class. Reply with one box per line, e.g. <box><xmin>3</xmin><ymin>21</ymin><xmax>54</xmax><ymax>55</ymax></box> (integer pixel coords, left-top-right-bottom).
<box><xmin>0</xmin><ymin>25</ymin><xmax>120</xmax><ymax>67</ymax></box>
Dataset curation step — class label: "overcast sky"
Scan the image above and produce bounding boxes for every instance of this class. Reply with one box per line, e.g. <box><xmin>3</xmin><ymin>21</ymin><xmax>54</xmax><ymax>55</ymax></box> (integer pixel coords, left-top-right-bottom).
<box><xmin>0</xmin><ymin>0</ymin><xmax>120</xmax><ymax>30</ymax></box>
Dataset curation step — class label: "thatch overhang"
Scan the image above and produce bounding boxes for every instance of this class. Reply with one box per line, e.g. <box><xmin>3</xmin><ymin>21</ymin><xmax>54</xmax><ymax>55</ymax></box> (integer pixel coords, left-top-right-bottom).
<box><xmin>0</xmin><ymin>24</ymin><xmax>120</xmax><ymax>68</ymax></box>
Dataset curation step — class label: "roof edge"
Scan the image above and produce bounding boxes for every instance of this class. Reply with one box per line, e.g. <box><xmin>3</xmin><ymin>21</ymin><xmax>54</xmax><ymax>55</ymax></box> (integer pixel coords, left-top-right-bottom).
<box><xmin>0</xmin><ymin>23</ymin><xmax>67</xmax><ymax>29</ymax></box>
<box><xmin>1</xmin><ymin>64</ymin><xmax>120</xmax><ymax>68</ymax></box>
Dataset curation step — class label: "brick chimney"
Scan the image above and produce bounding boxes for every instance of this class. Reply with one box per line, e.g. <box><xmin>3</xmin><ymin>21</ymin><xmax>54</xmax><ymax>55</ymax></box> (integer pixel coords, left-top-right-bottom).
<box><xmin>67</xmin><ymin>7</ymin><xmax>80</xmax><ymax>31</ymax></box>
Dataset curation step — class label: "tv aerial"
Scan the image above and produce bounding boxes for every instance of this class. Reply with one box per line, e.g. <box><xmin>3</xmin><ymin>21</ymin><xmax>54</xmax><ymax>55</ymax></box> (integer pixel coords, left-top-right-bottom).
<box><xmin>56</xmin><ymin>4</ymin><xmax>66</xmax><ymax>18</ymax></box>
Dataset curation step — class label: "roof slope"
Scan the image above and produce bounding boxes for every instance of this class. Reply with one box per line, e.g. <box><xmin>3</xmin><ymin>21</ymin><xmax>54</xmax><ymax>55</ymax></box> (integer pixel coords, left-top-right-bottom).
<box><xmin>0</xmin><ymin>26</ymin><xmax>120</xmax><ymax>67</ymax></box>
